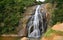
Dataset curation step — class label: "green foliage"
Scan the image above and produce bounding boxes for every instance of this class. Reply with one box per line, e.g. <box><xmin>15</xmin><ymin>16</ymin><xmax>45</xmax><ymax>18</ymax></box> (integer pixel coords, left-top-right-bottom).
<box><xmin>36</xmin><ymin>1</ymin><xmax>43</xmax><ymax>5</ymax></box>
<box><xmin>45</xmin><ymin>0</ymin><xmax>55</xmax><ymax>3</ymax></box>
<box><xmin>45</xmin><ymin>0</ymin><xmax>63</xmax><ymax>3</ymax></box>
<box><xmin>0</xmin><ymin>0</ymin><xmax>35</xmax><ymax>34</ymax></box>
<box><xmin>45</xmin><ymin>0</ymin><xmax>63</xmax><ymax>26</ymax></box>
<box><xmin>51</xmin><ymin>9</ymin><xmax>63</xmax><ymax>25</ymax></box>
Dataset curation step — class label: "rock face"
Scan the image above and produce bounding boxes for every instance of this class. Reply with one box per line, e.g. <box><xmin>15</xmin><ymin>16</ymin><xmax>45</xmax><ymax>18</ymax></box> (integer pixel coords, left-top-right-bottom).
<box><xmin>41</xmin><ymin>23</ymin><xmax>63</xmax><ymax>40</ymax></box>
<box><xmin>18</xmin><ymin>3</ymin><xmax>52</xmax><ymax>37</ymax></box>
<box><xmin>18</xmin><ymin>6</ymin><xmax>36</xmax><ymax>37</ymax></box>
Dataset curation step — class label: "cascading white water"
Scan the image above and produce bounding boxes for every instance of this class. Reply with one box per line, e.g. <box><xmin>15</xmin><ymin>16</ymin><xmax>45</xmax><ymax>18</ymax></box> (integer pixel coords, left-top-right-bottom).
<box><xmin>27</xmin><ymin>5</ymin><xmax>44</xmax><ymax>38</ymax></box>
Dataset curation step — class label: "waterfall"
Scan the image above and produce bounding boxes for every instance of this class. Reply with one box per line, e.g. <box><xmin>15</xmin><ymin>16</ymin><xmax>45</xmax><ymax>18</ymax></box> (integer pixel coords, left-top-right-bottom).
<box><xmin>27</xmin><ymin>5</ymin><xmax>45</xmax><ymax>38</ymax></box>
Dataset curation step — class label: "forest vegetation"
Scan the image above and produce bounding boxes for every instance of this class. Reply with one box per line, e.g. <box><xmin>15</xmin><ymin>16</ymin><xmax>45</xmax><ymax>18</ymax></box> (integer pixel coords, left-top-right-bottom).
<box><xmin>45</xmin><ymin>0</ymin><xmax>63</xmax><ymax>26</ymax></box>
<box><xmin>0</xmin><ymin>0</ymin><xmax>37</xmax><ymax>34</ymax></box>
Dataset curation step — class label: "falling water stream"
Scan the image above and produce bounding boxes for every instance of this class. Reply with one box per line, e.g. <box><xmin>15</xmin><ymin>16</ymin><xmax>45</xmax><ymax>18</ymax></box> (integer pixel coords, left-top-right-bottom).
<box><xmin>27</xmin><ymin>4</ymin><xmax>47</xmax><ymax>38</ymax></box>
<box><xmin>28</xmin><ymin>5</ymin><xmax>41</xmax><ymax>38</ymax></box>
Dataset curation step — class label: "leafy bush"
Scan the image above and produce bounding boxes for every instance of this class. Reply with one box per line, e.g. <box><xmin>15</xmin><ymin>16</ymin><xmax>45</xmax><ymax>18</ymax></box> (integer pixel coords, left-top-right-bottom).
<box><xmin>51</xmin><ymin>9</ymin><xmax>63</xmax><ymax>25</ymax></box>
<box><xmin>45</xmin><ymin>0</ymin><xmax>63</xmax><ymax>26</ymax></box>
<box><xmin>0</xmin><ymin>0</ymin><xmax>35</xmax><ymax>34</ymax></box>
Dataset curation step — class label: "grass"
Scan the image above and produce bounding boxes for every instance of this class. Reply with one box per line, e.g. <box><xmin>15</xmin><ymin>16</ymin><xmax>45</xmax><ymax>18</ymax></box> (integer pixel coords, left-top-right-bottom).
<box><xmin>44</xmin><ymin>29</ymin><xmax>54</xmax><ymax>37</ymax></box>
<box><xmin>44</xmin><ymin>28</ymin><xmax>63</xmax><ymax>37</ymax></box>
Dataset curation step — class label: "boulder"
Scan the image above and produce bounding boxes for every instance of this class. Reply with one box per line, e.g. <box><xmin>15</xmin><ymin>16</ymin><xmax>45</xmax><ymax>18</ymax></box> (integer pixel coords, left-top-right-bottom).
<box><xmin>41</xmin><ymin>23</ymin><xmax>63</xmax><ymax>40</ymax></box>
<box><xmin>21</xmin><ymin>37</ymin><xmax>28</xmax><ymax>40</ymax></box>
<box><xmin>52</xmin><ymin>23</ymin><xmax>63</xmax><ymax>31</ymax></box>
<box><xmin>53</xmin><ymin>36</ymin><xmax>63</xmax><ymax>40</ymax></box>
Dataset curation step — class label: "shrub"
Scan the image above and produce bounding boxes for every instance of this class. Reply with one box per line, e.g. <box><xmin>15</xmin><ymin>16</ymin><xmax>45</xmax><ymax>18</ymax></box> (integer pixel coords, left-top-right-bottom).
<box><xmin>0</xmin><ymin>0</ymin><xmax>35</xmax><ymax>34</ymax></box>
